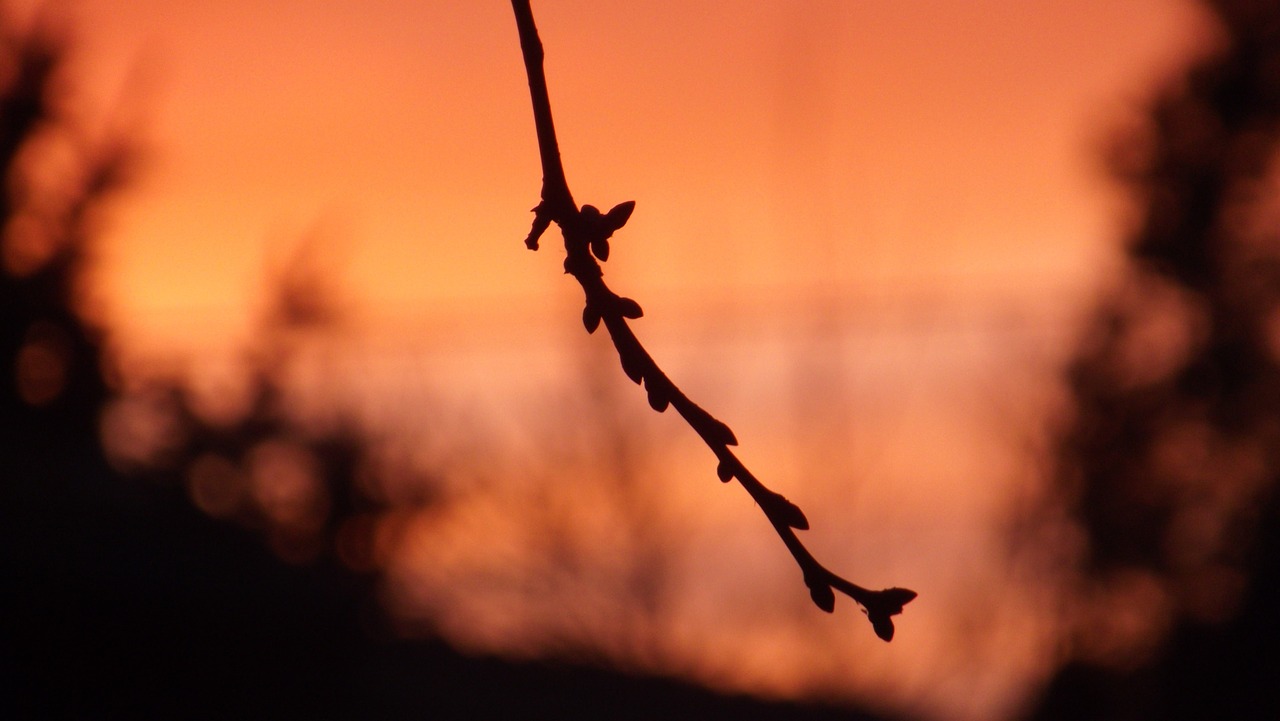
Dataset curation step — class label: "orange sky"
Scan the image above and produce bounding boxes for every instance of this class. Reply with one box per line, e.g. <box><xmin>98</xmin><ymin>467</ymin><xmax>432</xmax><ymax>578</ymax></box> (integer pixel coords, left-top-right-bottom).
<box><xmin>32</xmin><ymin>1</ymin><xmax>1214</xmax><ymax>720</ymax></box>
<box><xmin>41</xmin><ymin>0</ymin><xmax>1202</xmax><ymax>347</ymax></box>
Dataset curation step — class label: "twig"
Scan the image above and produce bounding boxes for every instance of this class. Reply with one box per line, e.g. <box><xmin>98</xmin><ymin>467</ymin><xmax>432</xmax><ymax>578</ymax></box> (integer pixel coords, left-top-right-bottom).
<box><xmin>509</xmin><ymin>0</ymin><xmax>915</xmax><ymax>641</ymax></box>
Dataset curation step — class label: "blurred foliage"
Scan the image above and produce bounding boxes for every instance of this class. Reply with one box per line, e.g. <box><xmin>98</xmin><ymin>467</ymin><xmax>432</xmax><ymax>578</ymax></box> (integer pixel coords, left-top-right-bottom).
<box><xmin>100</xmin><ymin>232</ymin><xmax>690</xmax><ymax>663</ymax></box>
<box><xmin>1027</xmin><ymin>0</ymin><xmax>1280</xmax><ymax>718</ymax></box>
<box><xmin>102</xmin><ymin>239</ymin><xmax>406</xmax><ymax>570</ymax></box>
<box><xmin>0</xmin><ymin>8</ymin><xmax>126</xmax><ymax>456</ymax></box>
<box><xmin>0</xmin><ymin>6</ymin><xmax>132</xmax><ymax>594</ymax></box>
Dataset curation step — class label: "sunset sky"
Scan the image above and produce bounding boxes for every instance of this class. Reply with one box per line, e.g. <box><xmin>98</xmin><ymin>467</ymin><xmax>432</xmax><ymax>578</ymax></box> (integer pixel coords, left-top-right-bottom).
<box><xmin>42</xmin><ymin>0</ymin><xmax>1202</xmax><ymax>345</ymax></box>
<box><xmin>24</xmin><ymin>1</ymin><xmax>1216</xmax><ymax>719</ymax></box>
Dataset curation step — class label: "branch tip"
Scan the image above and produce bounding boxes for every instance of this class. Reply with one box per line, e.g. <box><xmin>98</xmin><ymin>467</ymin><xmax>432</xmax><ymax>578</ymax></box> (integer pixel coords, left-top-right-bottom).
<box><xmin>860</xmin><ymin>587</ymin><xmax>918</xmax><ymax>642</ymax></box>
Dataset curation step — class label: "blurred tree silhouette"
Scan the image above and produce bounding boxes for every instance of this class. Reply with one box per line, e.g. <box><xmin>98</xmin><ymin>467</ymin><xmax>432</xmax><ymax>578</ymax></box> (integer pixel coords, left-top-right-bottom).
<box><xmin>0</xmin><ymin>6</ymin><xmax>130</xmax><ymax>577</ymax></box>
<box><xmin>1</xmin><ymin>13</ymin><xmax>118</xmax><ymax>417</ymax></box>
<box><xmin>1027</xmin><ymin>0</ymin><xmax>1280</xmax><ymax>718</ymax></box>
<box><xmin>104</xmin><ymin>235</ymin><xmax>400</xmax><ymax>570</ymax></box>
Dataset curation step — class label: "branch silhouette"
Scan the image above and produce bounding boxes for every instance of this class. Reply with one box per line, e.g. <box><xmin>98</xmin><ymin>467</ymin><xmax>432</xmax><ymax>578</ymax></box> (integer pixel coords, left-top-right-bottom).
<box><xmin>509</xmin><ymin>1</ymin><xmax>915</xmax><ymax>641</ymax></box>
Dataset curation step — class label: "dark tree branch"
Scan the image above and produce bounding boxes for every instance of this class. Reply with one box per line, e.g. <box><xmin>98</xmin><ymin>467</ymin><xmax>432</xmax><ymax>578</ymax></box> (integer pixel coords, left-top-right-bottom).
<box><xmin>509</xmin><ymin>0</ymin><xmax>915</xmax><ymax>641</ymax></box>
<box><xmin>510</xmin><ymin>0</ymin><xmax>573</xmax><ymax>250</ymax></box>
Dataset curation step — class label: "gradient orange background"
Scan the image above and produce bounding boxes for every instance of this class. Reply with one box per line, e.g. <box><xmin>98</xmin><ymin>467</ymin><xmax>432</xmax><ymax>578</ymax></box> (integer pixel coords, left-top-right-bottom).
<box><xmin>30</xmin><ymin>1</ymin><xmax>1213</xmax><ymax>719</ymax></box>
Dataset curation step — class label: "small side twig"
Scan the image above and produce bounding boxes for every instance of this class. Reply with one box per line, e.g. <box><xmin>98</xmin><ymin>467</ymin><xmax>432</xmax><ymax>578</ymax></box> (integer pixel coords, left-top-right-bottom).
<box><xmin>509</xmin><ymin>0</ymin><xmax>915</xmax><ymax>641</ymax></box>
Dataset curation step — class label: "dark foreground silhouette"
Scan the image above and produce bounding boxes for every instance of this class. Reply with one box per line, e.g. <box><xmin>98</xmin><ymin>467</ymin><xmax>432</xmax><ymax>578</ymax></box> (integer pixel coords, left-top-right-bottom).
<box><xmin>3</xmin><ymin>463</ymin><xmax>898</xmax><ymax>721</ymax></box>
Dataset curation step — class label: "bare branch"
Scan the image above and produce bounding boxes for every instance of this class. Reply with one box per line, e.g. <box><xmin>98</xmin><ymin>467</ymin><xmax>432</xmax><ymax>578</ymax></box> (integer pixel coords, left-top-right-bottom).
<box><xmin>508</xmin><ymin>0</ymin><xmax>914</xmax><ymax>641</ymax></box>
<box><xmin>510</xmin><ymin>0</ymin><xmax>573</xmax><ymax>249</ymax></box>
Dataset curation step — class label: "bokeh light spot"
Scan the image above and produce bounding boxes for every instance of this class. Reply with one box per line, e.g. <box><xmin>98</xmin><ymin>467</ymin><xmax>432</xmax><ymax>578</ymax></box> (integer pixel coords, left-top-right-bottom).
<box><xmin>186</xmin><ymin>452</ymin><xmax>246</xmax><ymax>518</ymax></box>
<box><xmin>15</xmin><ymin>321</ymin><xmax>71</xmax><ymax>406</ymax></box>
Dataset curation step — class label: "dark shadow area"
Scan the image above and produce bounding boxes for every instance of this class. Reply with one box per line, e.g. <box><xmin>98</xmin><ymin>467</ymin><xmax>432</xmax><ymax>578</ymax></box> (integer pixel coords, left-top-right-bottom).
<box><xmin>1024</xmin><ymin>1</ymin><xmax>1280</xmax><ymax>718</ymax></box>
<box><xmin>0</xmin><ymin>8</ymin><xmax>901</xmax><ymax>720</ymax></box>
